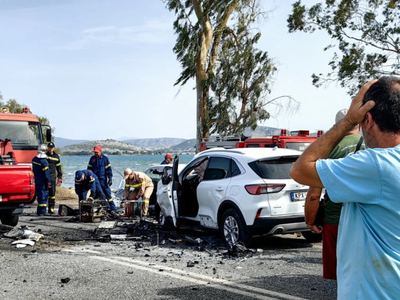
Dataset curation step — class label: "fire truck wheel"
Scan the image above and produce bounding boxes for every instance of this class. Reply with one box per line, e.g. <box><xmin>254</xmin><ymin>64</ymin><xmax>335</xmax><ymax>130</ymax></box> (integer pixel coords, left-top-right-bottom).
<box><xmin>0</xmin><ymin>209</ymin><xmax>19</xmax><ymax>226</ymax></box>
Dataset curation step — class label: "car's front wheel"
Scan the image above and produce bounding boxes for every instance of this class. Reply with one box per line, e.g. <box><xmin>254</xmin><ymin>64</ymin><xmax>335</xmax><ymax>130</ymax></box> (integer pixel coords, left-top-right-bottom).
<box><xmin>219</xmin><ymin>208</ymin><xmax>252</xmax><ymax>247</ymax></box>
<box><xmin>158</xmin><ymin>209</ymin><xmax>175</xmax><ymax>230</ymax></box>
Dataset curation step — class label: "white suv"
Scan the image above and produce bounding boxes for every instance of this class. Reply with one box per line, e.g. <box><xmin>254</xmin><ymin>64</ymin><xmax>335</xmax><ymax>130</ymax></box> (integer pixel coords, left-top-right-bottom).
<box><xmin>157</xmin><ymin>148</ymin><xmax>312</xmax><ymax>246</ymax></box>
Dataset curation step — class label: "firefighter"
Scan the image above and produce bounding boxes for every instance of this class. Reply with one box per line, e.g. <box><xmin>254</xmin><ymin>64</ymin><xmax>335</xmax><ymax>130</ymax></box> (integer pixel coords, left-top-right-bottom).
<box><xmin>122</xmin><ymin>168</ymin><xmax>154</xmax><ymax>218</ymax></box>
<box><xmin>87</xmin><ymin>145</ymin><xmax>116</xmax><ymax>211</ymax></box>
<box><xmin>161</xmin><ymin>154</ymin><xmax>174</xmax><ymax>164</ymax></box>
<box><xmin>74</xmin><ymin>170</ymin><xmax>105</xmax><ymax>201</ymax></box>
<box><xmin>46</xmin><ymin>142</ymin><xmax>62</xmax><ymax>214</ymax></box>
<box><xmin>32</xmin><ymin>144</ymin><xmax>51</xmax><ymax>216</ymax></box>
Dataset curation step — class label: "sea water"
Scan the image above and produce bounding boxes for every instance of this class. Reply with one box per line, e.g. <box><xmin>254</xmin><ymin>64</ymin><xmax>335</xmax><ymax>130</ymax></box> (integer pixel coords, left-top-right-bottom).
<box><xmin>61</xmin><ymin>154</ymin><xmax>194</xmax><ymax>189</ymax></box>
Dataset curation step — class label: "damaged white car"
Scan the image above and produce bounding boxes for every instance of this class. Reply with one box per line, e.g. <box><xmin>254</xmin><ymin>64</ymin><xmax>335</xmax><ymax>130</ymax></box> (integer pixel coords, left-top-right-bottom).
<box><xmin>157</xmin><ymin>148</ymin><xmax>314</xmax><ymax>246</ymax></box>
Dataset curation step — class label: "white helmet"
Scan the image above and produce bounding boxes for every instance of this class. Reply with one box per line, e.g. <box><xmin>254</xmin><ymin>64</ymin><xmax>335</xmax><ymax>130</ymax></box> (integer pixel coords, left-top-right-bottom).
<box><xmin>37</xmin><ymin>144</ymin><xmax>47</xmax><ymax>158</ymax></box>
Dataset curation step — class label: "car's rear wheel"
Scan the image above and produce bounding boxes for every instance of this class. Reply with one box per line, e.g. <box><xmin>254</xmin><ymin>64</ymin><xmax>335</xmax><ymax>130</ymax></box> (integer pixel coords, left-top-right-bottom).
<box><xmin>220</xmin><ymin>208</ymin><xmax>252</xmax><ymax>247</ymax></box>
<box><xmin>0</xmin><ymin>209</ymin><xmax>19</xmax><ymax>226</ymax></box>
<box><xmin>302</xmin><ymin>231</ymin><xmax>322</xmax><ymax>243</ymax></box>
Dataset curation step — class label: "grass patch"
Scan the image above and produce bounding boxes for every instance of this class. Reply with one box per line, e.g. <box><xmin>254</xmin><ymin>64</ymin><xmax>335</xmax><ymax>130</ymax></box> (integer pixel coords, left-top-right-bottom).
<box><xmin>56</xmin><ymin>186</ymin><xmax>78</xmax><ymax>200</ymax></box>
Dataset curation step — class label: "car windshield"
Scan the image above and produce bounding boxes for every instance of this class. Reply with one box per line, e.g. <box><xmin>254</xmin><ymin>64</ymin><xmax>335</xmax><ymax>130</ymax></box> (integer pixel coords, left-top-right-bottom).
<box><xmin>144</xmin><ymin>167</ymin><xmax>166</xmax><ymax>181</ymax></box>
<box><xmin>249</xmin><ymin>156</ymin><xmax>298</xmax><ymax>179</ymax></box>
<box><xmin>0</xmin><ymin>120</ymin><xmax>42</xmax><ymax>150</ymax></box>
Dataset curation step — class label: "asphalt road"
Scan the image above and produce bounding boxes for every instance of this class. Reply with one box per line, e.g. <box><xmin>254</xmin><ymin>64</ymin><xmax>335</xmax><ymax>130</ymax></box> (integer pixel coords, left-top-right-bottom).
<box><xmin>0</xmin><ymin>204</ymin><xmax>337</xmax><ymax>300</ymax></box>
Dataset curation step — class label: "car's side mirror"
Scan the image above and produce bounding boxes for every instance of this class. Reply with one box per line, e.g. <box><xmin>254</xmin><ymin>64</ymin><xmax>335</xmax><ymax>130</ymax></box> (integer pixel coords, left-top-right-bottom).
<box><xmin>46</xmin><ymin>128</ymin><xmax>52</xmax><ymax>142</ymax></box>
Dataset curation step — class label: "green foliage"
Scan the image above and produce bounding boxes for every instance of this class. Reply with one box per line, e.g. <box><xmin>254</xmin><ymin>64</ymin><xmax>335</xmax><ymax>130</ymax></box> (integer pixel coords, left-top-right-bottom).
<box><xmin>0</xmin><ymin>99</ymin><xmax>24</xmax><ymax>113</ymax></box>
<box><xmin>165</xmin><ymin>0</ymin><xmax>281</xmax><ymax>143</ymax></box>
<box><xmin>288</xmin><ymin>0</ymin><xmax>400</xmax><ymax>95</ymax></box>
<box><xmin>210</xmin><ymin>14</ymin><xmax>277</xmax><ymax>136</ymax></box>
<box><xmin>0</xmin><ymin>95</ymin><xmax>53</xmax><ymax>139</ymax></box>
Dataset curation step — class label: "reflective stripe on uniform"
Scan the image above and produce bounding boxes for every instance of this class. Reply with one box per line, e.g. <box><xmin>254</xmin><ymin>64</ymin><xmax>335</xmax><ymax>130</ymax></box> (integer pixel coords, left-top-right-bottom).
<box><xmin>38</xmin><ymin>204</ymin><xmax>47</xmax><ymax>207</ymax></box>
<box><xmin>106</xmin><ymin>199</ymin><xmax>114</xmax><ymax>202</ymax></box>
<box><xmin>47</xmin><ymin>157</ymin><xmax>59</xmax><ymax>161</ymax></box>
<box><xmin>56</xmin><ymin>163</ymin><xmax>61</xmax><ymax>166</ymax></box>
<box><xmin>32</xmin><ymin>161</ymin><xmax>41</xmax><ymax>166</ymax></box>
<box><xmin>143</xmin><ymin>199</ymin><xmax>149</xmax><ymax>203</ymax></box>
<box><xmin>125</xmin><ymin>181</ymin><xmax>146</xmax><ymax>188</ymax></box>
<box><xmin>42</xmin><ymin>166</ymin><xmax>49</xmax><ymax>171</ymax></box>
<box><xmin>50</xmin><ymin>196</ymin><xmax>55</xmax><ymax>200</ymax></box>
<box><xmin>105</xmin><ymin>164</ymin><xmax>111</xmax><ymax>169</ymax></box>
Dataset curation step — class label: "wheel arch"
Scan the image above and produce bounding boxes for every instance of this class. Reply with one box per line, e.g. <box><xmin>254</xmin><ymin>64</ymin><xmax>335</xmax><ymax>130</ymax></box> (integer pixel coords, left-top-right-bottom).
<box><xmin>217</xmin><ymin>200</ymin><xmax>245</xmax><ymax>227</ymax></box>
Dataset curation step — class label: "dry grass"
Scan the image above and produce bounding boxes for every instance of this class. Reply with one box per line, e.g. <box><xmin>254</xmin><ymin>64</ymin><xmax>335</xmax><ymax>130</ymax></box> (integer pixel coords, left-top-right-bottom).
<box><xmin>56</xmin><ymin>186</ymin><xmax>79</xmax><ymax>200</ymax></box>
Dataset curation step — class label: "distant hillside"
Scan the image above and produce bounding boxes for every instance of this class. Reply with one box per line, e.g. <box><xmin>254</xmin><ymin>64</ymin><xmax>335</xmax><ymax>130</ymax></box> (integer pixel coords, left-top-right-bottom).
<box><xmin>57</xmin><ymin>126</ymin><xmax>310</xmax><ymax>156</ymax></box>
<box><xmin>54</xmin><ymin>137</ymin><xmax>89</xmax><ymax>148</ymax></box>
<box><xmin>171</xmin><ymin>139</ymin><xmax>196</xmax><ymax>152</ymax></box>
<box><xmin>61</xmin><ymin>139</ymin><xmax>144</xmax><ymax>156</ymax></box>
<box><xmin>122</xmin><ymin>137</ymin><xmax>187</xmax><ymax>149</ymax></box>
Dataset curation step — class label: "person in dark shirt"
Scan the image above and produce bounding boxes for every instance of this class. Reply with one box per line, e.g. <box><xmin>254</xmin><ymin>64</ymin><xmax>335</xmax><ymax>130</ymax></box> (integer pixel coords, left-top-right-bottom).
<box><xmin>74</xmin><ymin>170</ymin><xmax>105</xmax><ymax>201</ymax></box>
<box><xmin>161</xmin><ymin>153</ymin><xmax>174</xmax><ymax>164</ymax></box>
<box><xmin>32</xmin><ymin>144</ymin><xmax>51</xmax><ymax>216</ymax></box>
<box><xmin>87</xmin><ymin>145</ymin><xmax>116</xmax><ymax>211</ymax></box>
<box><xmin>46</xmin><ymin>142</ymin><xmax>62</xmax><ymax>214</ymax></box>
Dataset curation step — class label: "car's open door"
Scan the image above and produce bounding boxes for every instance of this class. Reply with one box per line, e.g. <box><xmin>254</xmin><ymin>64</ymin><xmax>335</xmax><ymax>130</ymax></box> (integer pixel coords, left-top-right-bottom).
<box><xmin>170</xmin><ymin>155</ymin><xmax>180</xmax><ymax>226</ymax></box>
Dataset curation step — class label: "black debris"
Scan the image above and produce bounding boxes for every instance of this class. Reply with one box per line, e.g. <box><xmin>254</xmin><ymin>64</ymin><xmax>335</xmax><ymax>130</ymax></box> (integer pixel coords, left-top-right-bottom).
<box><xmin>61</xmin><ymin>278</ymin><xmax>70</xmax><ymax>284</ymax></box>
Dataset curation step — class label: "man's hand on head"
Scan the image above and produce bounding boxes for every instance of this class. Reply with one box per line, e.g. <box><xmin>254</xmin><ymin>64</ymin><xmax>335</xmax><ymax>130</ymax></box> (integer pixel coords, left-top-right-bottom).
<box><xmin>345</xmin><ymin>80</ymin><xmax>378</xmax><ymax>127</ymax></box>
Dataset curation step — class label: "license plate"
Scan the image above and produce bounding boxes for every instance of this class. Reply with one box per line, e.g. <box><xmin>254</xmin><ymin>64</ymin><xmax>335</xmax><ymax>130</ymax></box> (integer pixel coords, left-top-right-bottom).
<box><xmin>291</xmin><ymin>192</ymin><xmax>307</xmax><ymax>201</ymax></box>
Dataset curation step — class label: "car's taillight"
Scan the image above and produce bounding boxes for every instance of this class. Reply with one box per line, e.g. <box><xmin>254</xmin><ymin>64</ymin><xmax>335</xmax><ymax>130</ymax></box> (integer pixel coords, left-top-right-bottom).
<box><xmin>30</xmin><ymin>171</ymin><xmax>35</xmax><ymax>185</ymax></box>
<box><xmin>245</xmin><ymin>184</ymin><xmax>285</xmax><ymax>195</ymax></box>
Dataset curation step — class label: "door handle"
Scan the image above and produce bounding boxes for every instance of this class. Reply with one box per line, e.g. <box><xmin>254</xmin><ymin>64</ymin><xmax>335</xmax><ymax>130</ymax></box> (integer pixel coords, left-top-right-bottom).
<box><xmin>216</xmin><ymin>187</ymin><xmax>224</xmax><ymax>191</ymax></box>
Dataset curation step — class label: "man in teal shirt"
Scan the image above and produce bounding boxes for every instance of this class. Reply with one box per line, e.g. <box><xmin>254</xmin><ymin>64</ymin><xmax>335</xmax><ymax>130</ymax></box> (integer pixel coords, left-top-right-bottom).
<box><xmin>291</xmin><ymin>77</ymin><xmax>400</xmax><ymax>299</ymax></box>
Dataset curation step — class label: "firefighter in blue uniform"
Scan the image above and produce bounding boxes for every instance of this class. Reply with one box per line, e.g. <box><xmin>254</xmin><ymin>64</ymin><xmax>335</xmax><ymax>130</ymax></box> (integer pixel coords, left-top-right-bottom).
<box><xmin>46</xmin><ymin>142</ymin><xmax>63</xmax><ymax>214</ymax></box>
<box><xmin>74</xmin><ymin>170</ymin><xmax>105</xmax><ymax>201</ymax></box>
<box><xmin>87</xmin><ymin>145</ymin><xmax>116</xmax><ymax>211</ymax></box>
<box><xmin>32</xmin><ymin>144</ymin><xmax>51</xmax><ymax>216</ymax></box>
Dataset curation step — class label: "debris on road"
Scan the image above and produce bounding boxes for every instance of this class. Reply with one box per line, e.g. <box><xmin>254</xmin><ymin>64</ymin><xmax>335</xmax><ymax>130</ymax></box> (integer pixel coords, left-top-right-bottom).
<box><xmin>61</xmin><ymin>278</ymin><xmax>70</xmax><ymax>284</ymax></box>
<box><xmin>11</xmin><ymin>239</ymin><xmax>35</xmax><ymax>248</ymax></box>
<box><xmin>3</xmin><ymin>226</ymin><xmax>44</xmax><ymax>247</ymax></box>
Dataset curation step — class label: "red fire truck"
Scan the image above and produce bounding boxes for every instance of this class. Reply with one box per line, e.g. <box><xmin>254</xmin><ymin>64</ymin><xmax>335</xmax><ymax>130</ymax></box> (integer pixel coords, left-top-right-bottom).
<box><xmin>200</xmin><ymin>129</ymin><xmax>323</xmax><ymax>152</ymax></box>
<box><xmin>0</xmin><ymin>106</ymin><xmax>51</xmax><ymax>225</ymax></box>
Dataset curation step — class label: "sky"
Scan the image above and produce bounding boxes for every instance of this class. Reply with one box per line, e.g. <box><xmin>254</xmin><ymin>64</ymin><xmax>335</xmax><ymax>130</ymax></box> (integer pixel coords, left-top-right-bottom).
<box><xmin>0</xmin><ymin>0</ymin><xmax>352</xmax><ymax>141</ymax></box>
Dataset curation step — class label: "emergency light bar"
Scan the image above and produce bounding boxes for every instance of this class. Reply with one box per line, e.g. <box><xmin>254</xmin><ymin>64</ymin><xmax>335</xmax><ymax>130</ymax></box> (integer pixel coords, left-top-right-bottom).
<box><xmin>297</xmin><ymin>130</ymin><xmax>309</xmax><ymax>137</ymax></box>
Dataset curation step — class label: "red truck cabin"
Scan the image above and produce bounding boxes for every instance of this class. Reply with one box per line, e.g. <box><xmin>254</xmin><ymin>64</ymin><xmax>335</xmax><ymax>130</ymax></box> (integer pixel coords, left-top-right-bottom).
<box><xmin>0</xmin><ymin>112</ymin><xmax>45</xmax><ymax>163</ymax></box>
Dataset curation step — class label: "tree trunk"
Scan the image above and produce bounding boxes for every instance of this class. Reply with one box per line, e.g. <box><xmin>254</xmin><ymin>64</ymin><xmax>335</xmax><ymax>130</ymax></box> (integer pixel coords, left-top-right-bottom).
<box><xmin>193</xmin><ymin>0</ymin><xmax>213</xmax><ymax>152</ymax></box>
<box><xmin>192</xmin><ymin>0</ymin><xmax>240</xmax><ymax>152</ymax></box>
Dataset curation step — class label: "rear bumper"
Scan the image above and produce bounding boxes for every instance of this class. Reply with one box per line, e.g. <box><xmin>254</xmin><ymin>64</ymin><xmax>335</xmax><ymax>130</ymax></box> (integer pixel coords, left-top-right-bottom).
<box><xmin>247</xmin><ymin>216</ymin><xmax>308</xmax><ymax>236</ymax></box>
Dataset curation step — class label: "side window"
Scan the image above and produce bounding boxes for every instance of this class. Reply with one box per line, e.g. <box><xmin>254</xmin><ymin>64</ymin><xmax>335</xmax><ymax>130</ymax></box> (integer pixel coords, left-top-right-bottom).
<box><xmin>203</xmin><ymin>157</ymin><xmax>230</xmax><ymax>180</ymax></box>
<box><xmin>183</xmin><ymin>157</ymin><xmax>208</xmax><ymax>181</ymax></box>
<box><xmin>231</xmin><ymin>159</ymin><xmax>241</xmax><ymax>177</ymax></box>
